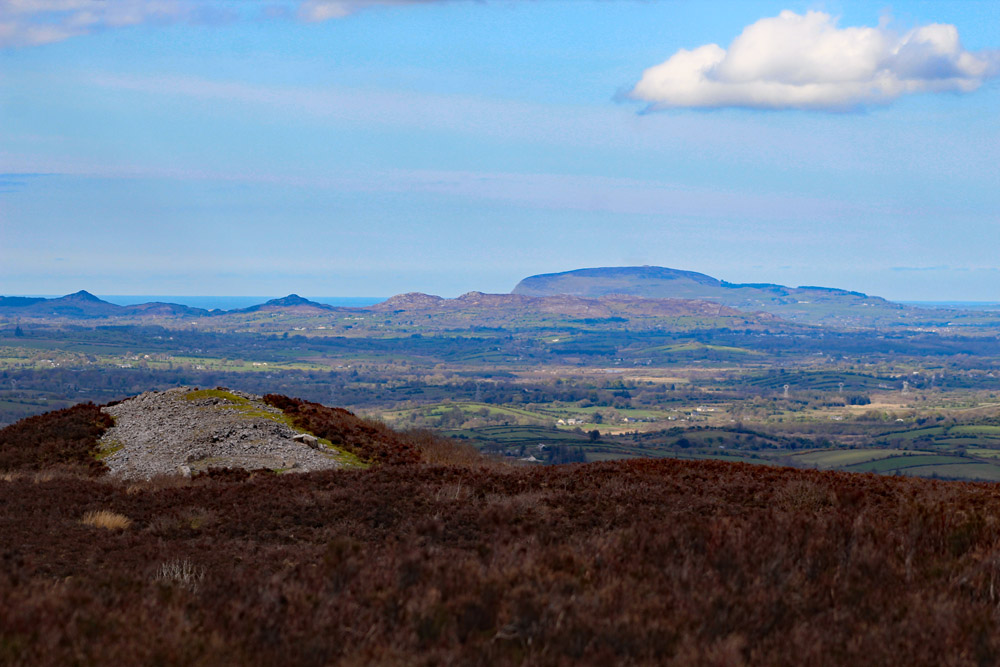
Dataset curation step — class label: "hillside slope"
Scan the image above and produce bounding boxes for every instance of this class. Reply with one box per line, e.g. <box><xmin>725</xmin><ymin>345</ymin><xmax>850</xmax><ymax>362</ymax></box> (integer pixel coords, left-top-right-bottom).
<box><xmin>4</xmin><ymin>458</ymin><xmax>1000</xmax><ymax>664</ymax></box>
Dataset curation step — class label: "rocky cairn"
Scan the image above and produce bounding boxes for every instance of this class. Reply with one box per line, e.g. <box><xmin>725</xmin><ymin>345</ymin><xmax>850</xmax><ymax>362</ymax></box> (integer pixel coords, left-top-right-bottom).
<box><xmin>100</xmin><ymin>387</ymin><xmax>353</xmax><ymax>479</ymax></box>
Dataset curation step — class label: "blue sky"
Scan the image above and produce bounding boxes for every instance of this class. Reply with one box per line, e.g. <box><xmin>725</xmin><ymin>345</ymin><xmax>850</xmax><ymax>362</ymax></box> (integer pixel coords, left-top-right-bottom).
<box><xmin>1</xmin><ymin>0</ymin><xmax>998</xmax><ymax>299</ymax></box>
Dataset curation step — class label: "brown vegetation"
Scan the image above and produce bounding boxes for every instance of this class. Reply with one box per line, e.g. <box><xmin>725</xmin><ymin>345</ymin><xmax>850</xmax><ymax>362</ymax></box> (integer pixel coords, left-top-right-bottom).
<box><xmin>0</xmin><ymin>402</ymin><xmax>112</xmax><ymax>474</ymax></box>
<box><xmin>263</xmin><ymin>393</ymin><xmax>423</xmax><ymax>465</ymax></box>
<box><xmin>6</xmin><ymin>458</ymin><xmax>1000</xmax><ymax>664</ymax></box>
<box><xmin>80</xmin><ymin>509</ymin><xmax>132</xmax><ymax>531</ymax></box>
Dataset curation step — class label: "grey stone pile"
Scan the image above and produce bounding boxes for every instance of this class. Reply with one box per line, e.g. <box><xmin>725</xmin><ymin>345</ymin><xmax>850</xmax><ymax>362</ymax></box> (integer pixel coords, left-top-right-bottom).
<box><xmin>100</xmin><ymin>387</ymin><xmax>346</xmax><ymax>479</ymax></box>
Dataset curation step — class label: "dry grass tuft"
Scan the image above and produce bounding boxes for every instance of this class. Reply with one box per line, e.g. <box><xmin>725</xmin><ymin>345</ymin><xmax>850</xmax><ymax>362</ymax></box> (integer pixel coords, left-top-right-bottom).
<box><xmin>31</xmin><ymin>470</ymin><xmax>58</xmax><ymax>484</ymax></box>
<box><xmin>81</xmin><ymin>509</ymin><xmax>132</xmax><ymax>530</ymax></box>
<box><xmin>155</xmin><ymin>559</ymin><xmax>205</xmax><ymax>591</ymax></box>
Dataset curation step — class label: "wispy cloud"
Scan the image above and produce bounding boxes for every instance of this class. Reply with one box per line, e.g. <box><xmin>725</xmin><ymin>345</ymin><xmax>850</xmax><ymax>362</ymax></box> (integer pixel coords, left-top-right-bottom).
<box><xmin>0</xmin><ymin>0</ymin><xmax>449</xmax><ymax>47</ymax></box>
<box><xmin>0</xmin><ymin>152</ymin><xmax>910</xmax><ymax>226</ymax></box>
<box><xmin>629</xmin><ymin>10</ymin><xmax>1000</xmax><ymax>112</ymax></box>
<box><xmin>0</xmin><ymin>0</ymin><xmax>203</xmax><ymax>47</ymax></box>
<box><xmin>296</xmin><ymin>0</ymin><xmax>443</xmax><ymax>22</ymax></box>
<box><xmin>87</xmin><ymin>71</ymin><xmax>559</xmax><ymax>140</ymax></box>
<box><xmin>890</xmin><ymin>265</ymin><xmax>952</xmax><ymax>272</ymax></box>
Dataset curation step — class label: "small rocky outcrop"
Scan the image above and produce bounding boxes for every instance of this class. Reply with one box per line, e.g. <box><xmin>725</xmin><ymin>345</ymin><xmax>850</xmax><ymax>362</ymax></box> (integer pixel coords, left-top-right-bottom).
<box><xmin>100</xmin><ymin>387</ymin><xmax>356</xmax><ymax>479</ymax></box>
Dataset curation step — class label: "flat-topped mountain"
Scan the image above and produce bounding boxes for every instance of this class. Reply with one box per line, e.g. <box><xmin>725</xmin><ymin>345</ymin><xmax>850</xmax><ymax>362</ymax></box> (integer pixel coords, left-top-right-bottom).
<box><xmin>513</xmin><ymin>266</ymin><xmax>907</xmax><ymax>326</ymax></box>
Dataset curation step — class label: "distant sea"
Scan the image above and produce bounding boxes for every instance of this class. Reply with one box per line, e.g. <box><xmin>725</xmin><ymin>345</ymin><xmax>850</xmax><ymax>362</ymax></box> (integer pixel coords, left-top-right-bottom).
<box><xmin>21</xmin><ymin>295</ymin><xmax>386</xmax><ymax>310</ymax></box>
<box><xmin>901</xmin><ymin>301</ymin><xmax>1000</xmax><ymax>311</ymax></box>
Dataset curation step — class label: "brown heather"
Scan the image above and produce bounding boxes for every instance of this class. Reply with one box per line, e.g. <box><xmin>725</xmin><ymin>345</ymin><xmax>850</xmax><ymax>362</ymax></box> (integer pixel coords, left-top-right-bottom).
<box><xmin>6</xmin><ymin>400</ymin><xmax>1000</xmax><ymax>664</ymax></box>
<box><xmin>263</xmin><ymin>393</ymin><xmax>424</xmax><ymax>465</ymax></box>
<box><xmin>0</xmin><ymin>402</ymin><xmax>112</xmax><ymax>474</ymax></box>
<box><xmin>5</xmin><ymin>458</ymin><xmax>1000</xmax><ymax>665</ymax></box>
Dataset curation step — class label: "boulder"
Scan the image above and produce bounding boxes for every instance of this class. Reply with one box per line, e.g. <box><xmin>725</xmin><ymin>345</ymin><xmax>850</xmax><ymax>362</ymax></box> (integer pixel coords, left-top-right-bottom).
<box><xmin>292</xmin><ymin>433</ymin><xmax>320</xmax><ymax>449</ymax></box>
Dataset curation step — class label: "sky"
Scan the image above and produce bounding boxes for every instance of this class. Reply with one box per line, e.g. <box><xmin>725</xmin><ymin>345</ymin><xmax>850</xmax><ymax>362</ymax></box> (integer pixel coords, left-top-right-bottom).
<box><xmin>1</xmin><ymin>0</ymin><xmax>998</xmax><ymax>300</ymax></box>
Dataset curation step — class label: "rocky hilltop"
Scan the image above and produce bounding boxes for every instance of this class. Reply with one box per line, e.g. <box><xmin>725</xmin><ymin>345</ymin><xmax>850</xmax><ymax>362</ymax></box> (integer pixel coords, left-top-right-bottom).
<box><xmin>100</xmin><ymin>388</ymin><xmax>357</xmax><ymax>479</ymax></box>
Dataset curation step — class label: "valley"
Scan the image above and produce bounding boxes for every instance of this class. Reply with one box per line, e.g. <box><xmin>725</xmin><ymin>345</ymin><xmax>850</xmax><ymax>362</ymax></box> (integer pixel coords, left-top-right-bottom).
<box><xmin>5</xmin><ymin>270</ymin><xmax>1000</xmax><ymax>481</ymax></box>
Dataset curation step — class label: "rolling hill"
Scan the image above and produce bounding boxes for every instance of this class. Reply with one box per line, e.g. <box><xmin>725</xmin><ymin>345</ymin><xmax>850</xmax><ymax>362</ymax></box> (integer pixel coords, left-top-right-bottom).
<box><xmin>0</xmin><ymin>291</ymin><xmax>209</xmax><ymax>318</ymax></box>
<box><xmin>370</xmin><ymin>291</ymin><xmax>783</xmax><ymax>329</ymax></box>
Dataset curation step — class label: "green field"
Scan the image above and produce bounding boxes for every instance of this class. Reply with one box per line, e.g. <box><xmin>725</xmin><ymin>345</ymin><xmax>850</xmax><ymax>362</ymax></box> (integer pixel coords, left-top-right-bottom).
<box><xmin>949</xmin><ymin>425</ymin><xmax>1000</xmax><ymax>435</ymax></box>
<box><xmin>447</xmin><ymin>424</ymin><xmax>1000</xmax><ymax>480</ymax></box>
<box><xmin>967</xmin><ymin>448</ymin><xmax>1000</xmax><ymax>459</ymax></box>
<box><xmin>845</xmin><ymin>454</ymin><xmax>983</xmax><ymax>473</ymax></box>
<box><xmin>787</xmin><ymin>449</ymin><xmax>902</xmax><ymax>468</ymax></box>
<box><xmin>445</xmin><ymin>424</ymin><xmax>594</xmax><ymax>444</ymax></box>
<box><xmin>879</xmin><ymin>424</ymin><xmax>1000</xmax><ymax>451</ymax></box>
<box><xmin>645</xmin><ymin>342</ymin><xmax>760</xmax><ymax>356</ymax></box>
<box><xmin>896</xmin><ymin>463</ymin><xmax>1000</xmax><ymax>482</ymax></box>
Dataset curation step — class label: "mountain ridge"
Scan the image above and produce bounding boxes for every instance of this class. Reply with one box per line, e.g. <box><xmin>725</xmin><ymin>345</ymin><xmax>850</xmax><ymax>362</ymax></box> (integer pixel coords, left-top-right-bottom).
<box><xmin>0</xmin><ymin>272</ymin><xmax>973</xmax><ymax>329</ymax></box>
<box><xmin>0</xmin><ymin>292</ymin><xmax>330</xmax><ymax>319</ymax></box>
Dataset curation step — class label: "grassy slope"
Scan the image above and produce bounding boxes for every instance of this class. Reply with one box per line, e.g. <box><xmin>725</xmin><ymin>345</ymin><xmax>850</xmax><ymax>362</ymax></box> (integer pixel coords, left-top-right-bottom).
<box><xmin>6</xmin><ymin>459</ymin><xmax>1000</xmax><ymax>664</ymax></box>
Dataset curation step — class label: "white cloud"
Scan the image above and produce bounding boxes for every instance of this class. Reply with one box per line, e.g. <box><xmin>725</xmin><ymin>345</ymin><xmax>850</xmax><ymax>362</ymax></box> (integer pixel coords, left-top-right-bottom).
<box><xmin>630</xmin><ymin>10</ymin><xmax>1000</xmax><ymax>111</ymax></box>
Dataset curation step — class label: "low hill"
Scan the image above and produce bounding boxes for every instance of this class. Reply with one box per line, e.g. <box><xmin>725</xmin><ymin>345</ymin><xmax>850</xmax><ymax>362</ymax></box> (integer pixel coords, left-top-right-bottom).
<box><xmin>0</xmin><ymin>388</ymin><xmax>471</xmax><ymax>477</ymax></box>
<box><xmin>512</xmin><ymin>266</ymin><xmax>914</xmax><ymax>326</ymax></box>
<box><xmin>371</xmin><ymin>290</ymin><xmax>782</xmax><ymax>330</ymax></box>
<box><xmin>0</xmin><ymin>291</ymin><xmax>208</xmax><ymax>319</ymax></box>
<box><xmin>4</xmin><ymin>456</ymin><xmax>1000</xmax><ymax>663</ymax></box>
<box><xmin>120</xmin><ymin>301</ymin><xmax>210</xmax><ymax>317</ymax></box>
<box><xmin>0</xmin><ymin>290</ymin><xmax>127</xmax><ymax>318</ymax></box>
<box><xmin>0</xmin><ymin>296</ymin><xmax>47</xmax><ymax>308</ymax></box>
<box><xmin>232</xmin><ymin>294</ymin><xmax>339</xmax><ymax>314</ymax></box>
<box><xmin>0</xmin><ymin>292</ymin><xmax>337</xmax><ymax>320</ymax></box>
